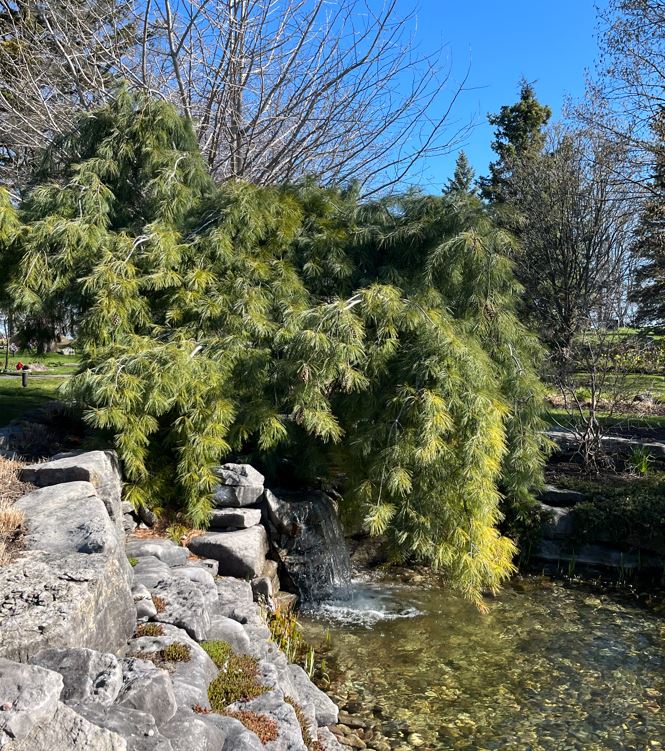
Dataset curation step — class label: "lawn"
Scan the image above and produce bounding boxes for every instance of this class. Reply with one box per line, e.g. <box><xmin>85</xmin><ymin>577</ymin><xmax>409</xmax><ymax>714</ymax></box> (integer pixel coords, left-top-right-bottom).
<box><xmin>0</xmin><ymin>352</ymin><xmax>80</xmax><ymax>375</ymax></box>
<box><xmin>0</xmin><ymin>377</ymin><xmax>66</xmax><ymax>426</ymax></box>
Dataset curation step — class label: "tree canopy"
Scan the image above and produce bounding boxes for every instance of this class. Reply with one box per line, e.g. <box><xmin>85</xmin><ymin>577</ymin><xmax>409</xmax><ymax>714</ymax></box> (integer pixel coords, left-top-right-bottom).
<box><xmin>0</xmin><ymin>92</ymin><xmax>548</xmax><ymax>606</ymax></box>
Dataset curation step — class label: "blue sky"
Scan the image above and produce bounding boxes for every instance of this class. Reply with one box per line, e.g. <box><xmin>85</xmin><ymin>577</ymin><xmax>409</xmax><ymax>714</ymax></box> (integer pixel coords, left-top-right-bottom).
<box><xmin>411</xmin><ymin>0</ymin><xmax>607</xmax><ymax>189</ymax></box>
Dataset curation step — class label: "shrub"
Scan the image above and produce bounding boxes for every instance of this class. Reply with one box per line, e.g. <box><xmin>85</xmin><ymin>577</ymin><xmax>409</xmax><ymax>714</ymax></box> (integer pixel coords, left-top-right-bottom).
<box><xmin>224</xmin><ymin>710</ymin><xmax>278</xmax><ymax>743</ymax></box>
<box><xmin>134</xmin><ymin>623</ymin><xmax>165</xmax><ymax>638</ymax></box>
<box><xmin>161</xmin><ymin>643</ymin><xmax>191</xmax><ymax>662</ymax></box>
<box><xmin>208</xmin><ymin>654</ymin><xmax>267</xmax><ymax>710</ymax></box>
<box><xmin>152</xmin><ymin>595</ymin><xmax>166</xmax><ymax>613</ymax></box>
<box><xmin>201</xmin><ymin>640</ymin><xmax>232</xmax><ymax>669</ymax></box>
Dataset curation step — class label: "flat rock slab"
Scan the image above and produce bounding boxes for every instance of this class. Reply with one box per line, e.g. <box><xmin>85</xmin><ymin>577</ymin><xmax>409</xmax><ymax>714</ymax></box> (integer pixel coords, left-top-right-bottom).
<box><xmin>20</xmin><ymin>451</ymin><xmax>123</xmax><ymax>531</ymax></box>
<box><xmin>126</xmin><ymin>539</ymin><xmax>189</xmax><ymax>567</ymax></box>
<box><xmin>538</xmin><ymin>485</ymin><xmax>586</xmax><ymax>508</ymax></box>
<box><xmin>0</xmin><ymin>550</ymin><xmax>136</xmax><ymax>663</ymax></box>
<box><xmin>73</xmin><ymin>704</ymin><xmax>173</xmax><ymax>751</ymax></box>
<box><xmin>188</xmin><ymin>527</ymin><xmax>268</xmax><ymax>578</ymax></box>
<box><xmin>209</xmin><ymin>508</ymin><xmax>262</xmax><ymax>530</ymax></box>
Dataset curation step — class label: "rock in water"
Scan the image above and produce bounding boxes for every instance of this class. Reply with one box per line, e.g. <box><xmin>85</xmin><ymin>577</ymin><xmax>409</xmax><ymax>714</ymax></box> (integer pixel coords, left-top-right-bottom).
<box><xmin>188</xmin><ymin>527</ymin><xmax>268</xmax><ymax>579</ymax></box>
<box><xmin>265</xmin><ymin>490</ymin><xmax>351</xmax><ymax>602</ymax></box>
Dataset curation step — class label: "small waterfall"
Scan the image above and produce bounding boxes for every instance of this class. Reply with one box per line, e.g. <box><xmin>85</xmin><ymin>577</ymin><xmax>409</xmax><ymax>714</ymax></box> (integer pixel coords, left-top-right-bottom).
<box><xmin>265</xmin><ymin>489</ymin><xmax>352</xmax><ymax>602</ymax></box>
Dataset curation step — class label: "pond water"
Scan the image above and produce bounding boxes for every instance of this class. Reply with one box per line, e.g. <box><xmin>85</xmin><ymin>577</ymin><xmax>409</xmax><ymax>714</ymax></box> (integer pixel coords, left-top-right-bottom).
<box><xmin>300</xmin><ymin>579</ymin><xmax>665</xmax><ymax>751</ymax></box>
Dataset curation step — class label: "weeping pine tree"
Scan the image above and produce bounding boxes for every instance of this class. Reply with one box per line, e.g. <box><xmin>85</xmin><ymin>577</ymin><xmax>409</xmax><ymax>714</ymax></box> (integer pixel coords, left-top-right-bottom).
<box><xmin>1</xmin><ymin>92</ymin><xmax>548</xmax><ymax>605</ymax></box>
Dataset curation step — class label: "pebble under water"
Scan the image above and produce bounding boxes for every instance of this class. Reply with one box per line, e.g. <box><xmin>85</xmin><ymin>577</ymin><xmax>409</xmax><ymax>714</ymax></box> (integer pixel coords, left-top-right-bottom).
<box><xmin>300</xmin><ymin>579</ymin><xmax>665</xmax><ymax>751</ymax></box>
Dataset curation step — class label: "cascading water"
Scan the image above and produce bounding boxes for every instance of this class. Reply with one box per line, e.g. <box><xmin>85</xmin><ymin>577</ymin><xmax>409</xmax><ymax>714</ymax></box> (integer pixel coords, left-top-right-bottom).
<box><xmin>265</xmin><ymin>488</ymin><xmax>353</xmax><ymax>602</ymax></box>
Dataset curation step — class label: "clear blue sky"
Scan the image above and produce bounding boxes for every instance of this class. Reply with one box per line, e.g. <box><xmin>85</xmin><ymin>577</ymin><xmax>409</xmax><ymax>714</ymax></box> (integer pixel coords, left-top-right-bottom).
<box><xmin>411</xmin><ymin>0</ymin><xmax>607</xmax><ymax>190</ymax></box>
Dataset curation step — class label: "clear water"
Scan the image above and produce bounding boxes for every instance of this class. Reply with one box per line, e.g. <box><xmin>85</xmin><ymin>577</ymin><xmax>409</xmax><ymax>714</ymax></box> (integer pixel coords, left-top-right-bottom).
<box><xmin>300</xmin><ymin>579</ymin><xmax>665</xmax><ymax>751</ymax></box>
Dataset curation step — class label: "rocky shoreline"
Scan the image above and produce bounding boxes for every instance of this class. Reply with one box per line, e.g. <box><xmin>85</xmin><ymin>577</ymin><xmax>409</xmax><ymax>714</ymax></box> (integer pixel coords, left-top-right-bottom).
<box><xmin>0</xmin><ymin>450</ymin><xmax>348</xmax><ymax>750</ymax></box>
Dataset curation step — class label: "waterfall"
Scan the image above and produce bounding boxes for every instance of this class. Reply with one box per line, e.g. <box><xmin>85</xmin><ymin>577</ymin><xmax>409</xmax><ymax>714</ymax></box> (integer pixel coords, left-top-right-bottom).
<box><xmin>265</xmin><ymin>489</ymin><xmax>352</xmax><ymax>602</ymax></box>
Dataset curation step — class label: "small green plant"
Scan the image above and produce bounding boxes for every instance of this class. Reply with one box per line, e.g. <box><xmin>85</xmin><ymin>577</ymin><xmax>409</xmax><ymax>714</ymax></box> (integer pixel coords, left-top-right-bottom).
<box><xmin>128</xmin><ymin>557</ymin><xmax>139</xmax><ymax>567</ymax></box>
<box><xmin>165</xmin><ymin>524</ymin><xmax>190</xmax><ymax>545</ymax></box>
<box><xmin>629</xmin><ymin>445</ymin><xmax>653</xmax><ymax>476</ymax></box>
<box><xmin>134</xmin><ymin>623</ymin><xmax>165</xmax><ymax>638</ymax></box>
<box><xmin>201</xmin><ymin>640</ymin><xmax>232</xmax><ymax>669</ymax></box>
<box><xmin>224</xmin><ymin>710</ymin><xmax>278</xmax><ymax>743</ymax></box>
<box><xmin>161</xmin><ymin>643</ymin><xmax>192</xmax><ymax>662</ymax></box>
<box><xmin>268</xmin><ymin>607</ymin><xmax>306</xmax><ymax>663</ymax></box>
<box><xmin>303</xmin><ymin>646</ymin><xmax>315</xmax><ymax>678</ymax></box>
<box><xmin>208</xmin><ymin>653</ymin><xmax>267</xmax><ymax>710</ymax></box>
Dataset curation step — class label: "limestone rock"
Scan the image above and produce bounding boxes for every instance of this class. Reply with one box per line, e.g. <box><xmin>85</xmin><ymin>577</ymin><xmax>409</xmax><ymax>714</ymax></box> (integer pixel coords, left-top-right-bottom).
<box><xmin>171</xmin><ymin>566</ymin><xmax>218</xmax><ymax>608</ymax></box>
<box><xmin>30</xmin><ymin>648</ymin><xmax>123</xmax><ymax>707</ymax></box>
<box><xmin>186</xmin><ymin>558</ymin><xmax>219</xmax><ymax>577</ymax></box>
<box><xmin>150</xmin><ymin>576</ymin><xmax>211</xmax><ymax>641</ymax></box>
<box><xmin>160</xmin><ymin>708</ymin><xmax>227</xmax><ymax>751</ymax></box>
<box><xmin>287</xmin><ymin>664</ymin><xmax>338</xmax><ymax>726</ymax></box>
<box><xmin>126</xmin><ymin>539</ymin><xmax>189</xmax><ymax>567</ymax></box>
<box><xmin>16</xmin><ymin>482</ymin><xmax>123</xmax><ymax>559</ymax></box>
<box><xmin>6</xmin><ymin>702</ymin><xmax>128</xmax><ymax>751</ymax></box>
<box><xmin>132</xmin><ymin>557</ymin><xmax>173</xmax><ymax>590</ymax></box>
<box><xmin>127</xmin><ymin>624</ymin><xmax>217</xmax><ymax>711</ymax></box>
<box><xmin>207</xmin><ymin>614</ymin><xmax>251</xmax><ymax>654</ymax></box>
<box><xmin>20</xmin><ymin>451</ymin><xmax>124</xmax><ymax>532</ymax></box>
<box><xmin>132</xmin><ymin>583</ymin><xmax>158</xmax><ymax>621</ymax></box>
<box><xmin>0</xmin><ymin>550</ymin><xmax>135</xmax><ymax>662</ymax></box>
<box><xmin>539</xmin><ymin>504</ymin><xmax>574</xmax><ymax>540</ymax></box>
<box><xmin>0</xmin><ymin>659</ymin><xmax>62</xmax><ymax>748</ymax></box>
<box><xmin>317</xmin><ymin>727</ymin><xmax>345</xmax><ymax>751</ymax></box>
<box><xmin>537</xmin><ymin>484</ymin><xmax>586</xmax><ymax>508</ymax></box>
<box><xmin>73</xmin><ymin>703</ymin><xmax>173</xmax><ymax>751</ymax></box>
<box><xmin>204</xmin><ymin>715</ymin><xmax>264</xmax><ymax>751</ymax></box>
<box><xmin>228</xmin><ymin>689</ymin><xmax>307</xmax><ymax>751</ymax></box>
<box><xmin>215</xmin><ymin>578</ymin><xmax>254</xmax><ymax>615</ymax></box>
<box><xmin>209</xmin><ymin>508</ymin><xmax>262</xmax><ymax>529</ymax></box>
<box><xmin>251</xmin><ymin>576</ymin><xmax>274</xmax><ymax>605</ymax></box>
<box><xmin>116</xmin><ymin>658</ymin><xmax>177</xmax><ymax>726</ymax></box>
<box><xmin>211</xmin><ymin>464</ymin><xmax>264</xmax><ymax>508</ymax></box>
<box><xmin>188</xmin><ymin>526</ymin><xmax>268</xmax><ymax>578</ymax></box>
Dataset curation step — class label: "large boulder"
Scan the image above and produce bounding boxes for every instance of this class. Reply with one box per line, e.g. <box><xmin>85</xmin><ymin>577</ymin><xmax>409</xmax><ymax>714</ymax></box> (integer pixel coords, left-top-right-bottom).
<box><xmin>0</xmin><ymin>550</ymin><xmax>135</xmax><ymax>662</ymax></box>
<box><xmin>30</xmin><ymin>648</ymin><xmax>123</xmax><ymax>707</ymax></box>
<box><xmin>537</xmin><ymin>485</ymin><xmax>586</xmax><ymax>508</ymax></box>
<box><xmin>188</xmin><ymin>527</ymin><xmax>268</xmax><ymax>579</ymax></box>
<box><xmin>264</xmin><ymin>489</ymin><xmax>351</xmax><ymax>601</ymax></box>
<box><xmin>207</xmin><ymin>614</ymin><xmax>252</xmax><ymax>654</ymax></box>
<box><xmin>211</xmin><ymin>464</ymin><xmax>264</xmax><ymax>508</ymax></box>
<box><xmin>160</xmin><ymin>708</ymin><xmax>227</xmax><ymax>751</ymax></box>
<box><xmin>15</xmin><ymin>482</ymin><xmax>124</xmax><ymax>561</ymax></box>
<box><xmin>20</xmin><ymin>451</ymin><xmax>124</xmax><ymax>532</ymax></box>
<box><xmin>72</xmin><ymin>704</ymin><xmax>173</xmax><ymax>751</ymax></box>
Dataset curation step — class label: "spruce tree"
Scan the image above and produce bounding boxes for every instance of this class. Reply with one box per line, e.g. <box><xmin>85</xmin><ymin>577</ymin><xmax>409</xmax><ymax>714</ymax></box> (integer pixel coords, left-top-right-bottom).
<box><xmin>2</xmin><ymin>92</ymin><xmax>548</xmax><ymax>606</ymax></box>
<box><xmin>480</xmin><ymin>80</ymin><xmax>551</xmax><ymax>204</ymax></box>
<box><xmin>444</xmin><ymin>151</ymin><xmax>476</xmax><ymax>195</ymax></box>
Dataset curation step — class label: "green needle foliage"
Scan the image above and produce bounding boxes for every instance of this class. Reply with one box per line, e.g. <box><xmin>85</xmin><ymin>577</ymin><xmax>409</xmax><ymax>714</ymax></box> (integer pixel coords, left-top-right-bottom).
<box><xmin>1</xmin><ymin>92</ymin><xmax>548</xmax><ymax>606</ymax></box>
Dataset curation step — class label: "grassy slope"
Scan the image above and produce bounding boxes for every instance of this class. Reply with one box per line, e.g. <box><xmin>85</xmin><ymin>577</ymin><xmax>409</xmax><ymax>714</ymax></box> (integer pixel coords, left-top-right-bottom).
<box><xmin>0</xmin><ymin>352</ymin><xmax>79</xmax><ymax>375</ymax></box>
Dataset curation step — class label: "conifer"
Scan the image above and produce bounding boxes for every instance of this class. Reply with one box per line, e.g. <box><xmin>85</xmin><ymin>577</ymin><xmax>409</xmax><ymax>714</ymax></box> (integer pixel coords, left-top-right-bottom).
<box><xmin>3</xmin><ymin>93</ymin><xmax>547</xmax><ymax>605</ymax></box>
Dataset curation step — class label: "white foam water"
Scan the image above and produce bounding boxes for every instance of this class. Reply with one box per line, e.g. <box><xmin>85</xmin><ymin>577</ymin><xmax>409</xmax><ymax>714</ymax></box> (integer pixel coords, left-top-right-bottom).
<box><xmin>302</xmin><ymin>583</ymin><xmax>423</xmax><ymax>628</ymax></box>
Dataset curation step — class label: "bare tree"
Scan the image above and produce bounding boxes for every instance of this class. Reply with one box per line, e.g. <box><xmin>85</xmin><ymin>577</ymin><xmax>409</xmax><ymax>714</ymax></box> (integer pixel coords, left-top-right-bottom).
<box><xmin>506</xmin><ymin>125</ymin><xmax>636</xmax><ymax>356</ymax></box>
<box><xmin>0</xmin><ymin>0</ymin><xmax>468</xmax><ymax>192</ymax></box>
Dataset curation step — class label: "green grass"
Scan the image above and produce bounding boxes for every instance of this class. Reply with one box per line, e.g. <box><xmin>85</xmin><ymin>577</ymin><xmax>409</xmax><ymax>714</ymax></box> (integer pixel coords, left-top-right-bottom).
<box><xmin>544</xmin><ymin>407</ymin><xmax>665</xmax><ymax>431</ymax></box>
<box><xmin>0</xmin><ymin>377</ymin><xmax>65</xmax><ymax>426</ymax></box>
<box><xmin>0</xmin><ymin>352</ymin><xmax>79</xmax><ymax>375</ymax></box>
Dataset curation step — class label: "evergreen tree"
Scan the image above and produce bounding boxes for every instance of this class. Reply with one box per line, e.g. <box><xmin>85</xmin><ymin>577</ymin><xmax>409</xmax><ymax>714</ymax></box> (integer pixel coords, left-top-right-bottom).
<box><xmin>480</xmin><ymin>80</ymin><xmax>551</xmax><ymax>203</ymax></box>
<box><xmin>632</xmin><ymin>111</ymin><xmax>665</xmax><ymax>326</ymax></box>
<box><xmin>2</xmin><ymin>92</ymin><xmax>548</xmax><ymax>607</ymax></box>
<box><xmin>444</xmin><ymin>151</ymin><xmax>476</xmax><ymax>194</ymax></box>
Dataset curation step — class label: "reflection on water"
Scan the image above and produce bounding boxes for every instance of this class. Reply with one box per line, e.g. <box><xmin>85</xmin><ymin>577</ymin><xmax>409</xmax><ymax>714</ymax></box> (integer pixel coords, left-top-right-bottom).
<box><xmin>300</xmin><ymin>580</ymin><xmax>665</xmax><ymax>751</ymax></box>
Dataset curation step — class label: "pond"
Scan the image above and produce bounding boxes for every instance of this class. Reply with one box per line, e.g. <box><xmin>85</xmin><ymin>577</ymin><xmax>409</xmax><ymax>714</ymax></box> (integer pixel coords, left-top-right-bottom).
<box><xmin>300</xmin><ymin>579</ymin><xmax>665</xmax><ymax>751</ymax></box>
